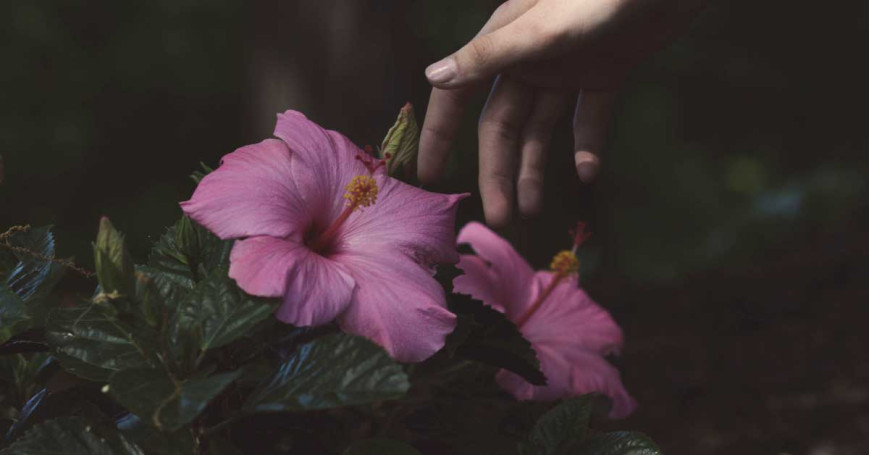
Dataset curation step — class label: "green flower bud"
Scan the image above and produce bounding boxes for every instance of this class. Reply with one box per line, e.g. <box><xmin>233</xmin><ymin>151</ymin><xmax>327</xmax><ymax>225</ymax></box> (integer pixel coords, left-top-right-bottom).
<box><xmin>380</xmin><ymin>103</ymin><xmax>420</xmax><ymax>177</ymax></box>
<box><xmin>93</xmin><ymin>216</ymin><xmax>134</xmax><ymax>297</ymax></box>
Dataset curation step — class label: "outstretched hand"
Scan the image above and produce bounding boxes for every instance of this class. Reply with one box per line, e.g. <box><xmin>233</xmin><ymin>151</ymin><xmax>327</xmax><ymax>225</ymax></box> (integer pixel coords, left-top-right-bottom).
<box><xmin>417</xmin><ymin>0</ymin><xmax>700</xmax><ymax>226</ymax></box>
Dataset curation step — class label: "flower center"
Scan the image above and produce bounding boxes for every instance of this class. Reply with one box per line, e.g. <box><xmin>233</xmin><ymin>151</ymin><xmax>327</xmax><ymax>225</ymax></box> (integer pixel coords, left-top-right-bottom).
<box><xmin>515</xmin><ymin>223</ymin><xmax>591</xmax><ymax>328</ymax></box>
<box><xmin>307</xmin><ymin>151</ymin><xmax>386</xmax><ymax>254</ymax></box>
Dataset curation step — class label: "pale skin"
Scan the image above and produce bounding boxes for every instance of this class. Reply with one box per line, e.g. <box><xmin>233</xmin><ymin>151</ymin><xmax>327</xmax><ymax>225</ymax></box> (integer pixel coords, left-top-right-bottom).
<box><xmin>417</xmin><ymin>0</ymin><xmax>702</xmax><ymax>226</ymax></box>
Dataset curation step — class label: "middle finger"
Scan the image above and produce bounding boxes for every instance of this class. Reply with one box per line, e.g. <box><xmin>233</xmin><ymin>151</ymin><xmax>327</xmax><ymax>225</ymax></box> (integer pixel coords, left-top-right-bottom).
<box><xmin>478</xmin><ymin>75</ymin><xmax>534</xmax><ymax>227</ymax></box>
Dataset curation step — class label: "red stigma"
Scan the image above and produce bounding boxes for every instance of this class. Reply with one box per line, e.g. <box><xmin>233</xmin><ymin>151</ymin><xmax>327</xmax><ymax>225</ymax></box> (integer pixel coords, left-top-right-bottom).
<box><xmin>355</xmin><ymin>151</ymin><xmax>388</xmax><ymax>174</ymax></box>
<box><xmin>571</xmin><ymin>222</ymin><xmax>592</xmax><ymax>249</ymax></box>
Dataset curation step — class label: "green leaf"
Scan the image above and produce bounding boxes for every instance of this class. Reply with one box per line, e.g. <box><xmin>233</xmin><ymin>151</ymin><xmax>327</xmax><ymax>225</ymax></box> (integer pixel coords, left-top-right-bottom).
<box><xmin>0</xmin><ymin>226</ymin><xmax>65</xmax><ymax>342</ymax></box>
<box><xmin>190</xmin><ymin>162</ymin><xmax>214</xmax><ymax>184</ymax></box>
<box><xmin>206</xmin><ymin>435</ymin><xmax>244</xmax><ymax>455</ymax></box>
<box><xmin>1</xmin><ymin>386</ymin><xmax>110</xmax><ymax>446</ymax></box>
<box><xmin>94</xmin><ymin>218</ymin><xmax>135</xmax><ymax>298</ymax></box>
<box><xmin>45</xmin><ymin>306</ymin><xmax>158</xmax><ymax>381</ymax></box>
<box><xmin>116</xmin><ymin>414</ymin><xmax>195</xmax><ymax>455</ymax></box>
<box><xmin>447</xmin><ymin>294</ymin><xmax>545</xmax><ymax>386</ymax></box>
<box><xmin>132</xmin><ymin>272</ymin><xmax>162</xmax><ymax>328</ymax></box>
<box><xmin>148</xmin><ymin>217</ymin><xmax>231</xmax><ymax>283</ymax></box>
<box><xmin>174</xmin><ymin>216</ymin><xmax>199</xmax><ymax>263</ymax></box>
<box><xmin>109</xmin><ymin>368</ymin><xmax>241</xmax><ymax>431</ymax></box>
<box><xmin>244</xmin><ymin>333</ymin><xmax>409</xmax><ymax>412</ymax></box>
<box><xmin>148</xmin><ymin>229</ymin><xmax>193</xmax><ymax>282</ymax></box>
<box><xmin>136</xmin><ymin>266</ymin><xmax>193</xmax><ymax>312</ymax></box>
<box><xmin>174</xmin><ymin>269</ymin><xmax>276</xmax><ymax>352</ymax></box>
<box><xmin>343</xmin><ymin>438</ymin><xmax>422</xmax><ymax>455</ymax></box>
<box><xmin>520</xmin><ymin>395</ymin><xmax>596</xmax><ymax>455</ymax></box>
<box><xmin>380</xmin><ymin>102</ymin><xmax>420</xmax><ymax>176</ymax></box>
<box><xmin>4</xmin><ymin>226</ymin><xmax>65</xmax><ymax>303</ymax></box>
<box><xmin>1</xmin><ymin>416</ymin><xmax>144</xmax><ymax>455</ymax></box>
<box><xmin>0</xmin><ymin>288</ymin><xmax>29</xmax><ymax>345</ymax></box>
<box><xmin>0</xmin><ymin>353</ymin><xmax>50</xmax><ymax>409</ymax></box>
<box><xmin>579</xmin><ymin>432</ymin><xmax>663</xmax><ymax>455</ymax></box>
<box><xmin>2</xmin><ymin>389</ymin><xmax>47</xmax><ymax>444</ymax></box>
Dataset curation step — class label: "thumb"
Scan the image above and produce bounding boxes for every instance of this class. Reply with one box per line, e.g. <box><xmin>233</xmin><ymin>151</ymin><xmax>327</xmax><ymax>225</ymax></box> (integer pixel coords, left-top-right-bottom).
<box><xmin>425</xmin><ymin>12</ymin><xmax>553</xmax><ymax>89</ymax></box>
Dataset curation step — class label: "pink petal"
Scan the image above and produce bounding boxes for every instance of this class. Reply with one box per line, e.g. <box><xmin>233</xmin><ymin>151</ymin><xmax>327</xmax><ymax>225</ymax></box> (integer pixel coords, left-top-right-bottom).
<box><xmin>180</xmin><ymin>139</ymin><xmax>309</xmax><ymax>240</ymax></box>
<box><xmin>339</xmin><ymin>176</ymin><xmax>467</xmax><ymax>266</ymax></box>
<box><xmin>273</xmin><ymin>111</ymin><xmax>368</xmax><ymax>223</ymax></box>
<box><xmin>521</xmin><ymin>272</ymin><xmax>624</xmax><ymax>355</ymax></box>
<box><xmin>496</xmin><ymin>343</ymin><xmax>637</xmax><ymax>418</ymax></box>
<box><xmin>453</xmin><ymin>255</ymin><xmax>505</xmax><ymax>313</ymax></box>
<box><xmin>229</xmin><ymin>236</ymin><xmax>355</xmax><ymax>326</ymax></box>
<box><xmin>454</xmin><ymin>222</ymin><xmax>535</xmax><ymax>319</ymax></box>
<box><xmin>336</xmin><ymin>250</ymin><xmax>456</xmax><ymax>362</ymax></box>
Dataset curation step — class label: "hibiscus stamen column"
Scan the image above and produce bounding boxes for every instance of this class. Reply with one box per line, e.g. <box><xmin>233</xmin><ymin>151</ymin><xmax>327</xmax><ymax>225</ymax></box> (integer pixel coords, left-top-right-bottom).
<box><xmin>308</xmin><ymin>153</ymin><xmax>388</xmax><ymax>253</ymax></box>
<box><xmin>515</xmin><ymin>223</ymin><xmax>591</xmax><ymax>328</ymax></box>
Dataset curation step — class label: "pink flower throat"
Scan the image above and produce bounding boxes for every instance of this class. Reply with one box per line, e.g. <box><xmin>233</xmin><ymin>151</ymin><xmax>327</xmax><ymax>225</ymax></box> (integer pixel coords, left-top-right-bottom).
<box><xmin>306</xmin><ymin>152</ymin><xmax>390</xmax><ymax>254</ymax></box>
<box><xmin>515</xmin><ymin>222</ymin><xmax>591</xmax><ymax>328</ymax></box>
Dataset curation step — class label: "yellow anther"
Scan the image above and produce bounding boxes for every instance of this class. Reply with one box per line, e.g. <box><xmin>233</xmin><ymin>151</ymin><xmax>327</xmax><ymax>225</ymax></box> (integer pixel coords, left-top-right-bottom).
<box><xmin>344</xmin><ymin>175</ymin><xmax>379</xmax><ymax>209</ymax></box>
<box><xmin>550</xmin><ymin>250</ymin><xmax>579</xmax><ymax>276</ymax></box>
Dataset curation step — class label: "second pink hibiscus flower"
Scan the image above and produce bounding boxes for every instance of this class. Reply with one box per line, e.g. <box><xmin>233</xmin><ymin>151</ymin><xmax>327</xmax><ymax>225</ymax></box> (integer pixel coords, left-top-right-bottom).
<box><xmin>453</xmin><ymin>222</ymin><xmax>637</xmax><ymax>418</ymax></box>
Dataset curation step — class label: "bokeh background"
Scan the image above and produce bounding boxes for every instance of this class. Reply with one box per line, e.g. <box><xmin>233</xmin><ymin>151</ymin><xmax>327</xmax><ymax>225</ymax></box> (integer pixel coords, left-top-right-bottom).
<box><xmin>1</xmin><ymin>0</ymin><xmax>866</xmax><ymax>453</ymax></box>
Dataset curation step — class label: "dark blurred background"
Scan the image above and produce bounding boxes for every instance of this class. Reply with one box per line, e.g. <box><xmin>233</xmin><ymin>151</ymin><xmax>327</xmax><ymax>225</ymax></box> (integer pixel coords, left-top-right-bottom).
<box><xmin>1</xmin><ymin>1</ymin><xmax>866</xmax><ymax>453</ymax></box>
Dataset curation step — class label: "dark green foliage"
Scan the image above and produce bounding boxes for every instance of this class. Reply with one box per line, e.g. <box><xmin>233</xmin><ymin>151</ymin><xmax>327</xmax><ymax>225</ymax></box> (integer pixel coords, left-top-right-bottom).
<box><xmin>3</xmin><ymin>227</ymin><xmax>64</xmax><ymax>304</ymax></box>
<box><xmin>520</xmin><ymin>396</ymin><xmax>595</xmax><ymax>455</ymax></box>
<box><xmin>45</xmin><ymin>306</ymin><xmax>160</xmax><ymax>381</ymax></box>
<box><xmin>0</xmin><ymin>289</ymin><xmax>27</xmax><ymax>346</ymax></box>
<box><xmin>148</xmin><ymin>215</ymin><xmax>232</xmax><ymax>284</ymax></box>
<box><xmin>110</xmin><ymin>369</ymin><xmax>241</xmax><ymax>431</ymax></box>
<box><xmin>0</xmin><ymin>227</ymin><xmax>65</xmax><ymax>343</ymax></box>
<box><xmin>116</xmin><ymin>415</ymin><xmax>195</xmax><ymax>455</ymax></box>
<box><xmin>245</xmin><ymin>333</ymin><xmax>409</xmax><ymax>412</ymax></box>
<box><xmin>173</xmin><ymin>269</ymin><xmax>276</xmax><ymax>352</ymax></box>
<box><xmin>437</xmin><ymin>264</ymin><xmax>545</xmax><ymax>386</ymax></box>
<box><xmin>1</xmin><ymin>417</ymin><xmax>142</xmax><ymax>455</ymax></box>
<box><xmin>0</xmin><ymin>219</ymin><xmax>662</xmax><ymax>454</ymax></box>
<box><xmin>1</xmin><ymin>385</ymin><xmax>111</xmax><ymax>446</ymax></box>
<box><xmin>343</xmin><ymin>438</ymin><xmax>422</xmax><ymax>455</ymax></box>
<box><xmin>579</xmin><ymin>432</ymin><xmax>662</xmax><ymax>455</ymax></box>
<box><xmin>446</xmin><ymin>294</ymin><xmax>545</xmax><ymax>386</ymax></box>
<box><xmin>0</xmin><ymin>353</ymin><xmax>49</xmax><ymax>413</ymax></box>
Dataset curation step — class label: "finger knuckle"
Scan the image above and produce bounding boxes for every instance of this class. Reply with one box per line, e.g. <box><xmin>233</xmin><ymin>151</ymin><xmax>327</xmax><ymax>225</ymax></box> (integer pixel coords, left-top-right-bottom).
<box><xmin>517</xmin><ymin>175</ymin><xmax>544</xmax><ymax>193</ymax></box>
<box><xmin>422</xmin><ymin>123</ymin><xmax>459</xmax><ymax>145</ymax></box>
<box><xmin>518</xmin><ymin>162</ymin><xmax>545</xmax><ymax>182</ymax></box>
<box><xmin>525</xmin><ymin>111</ymin><xmax>560</xmax><ymax>130</ymax></box>
<box><xmin>479</xmin><ymin>117</ymin><xmax>522</xmax><ymax>142</ymax></box>
<box><xmin>480</xmin><ymin>172</ymin><xmax>514</xmax><ymax>192</ymax></box>
<box><xmin>466</xmin><ymin>35</ymin><xmax>494</xmax><ymax>71</ymax></box>
<box><xmin>523</xmin><ymin>18</ymin><xmax>569</xmax><ymax>50</ymax></box>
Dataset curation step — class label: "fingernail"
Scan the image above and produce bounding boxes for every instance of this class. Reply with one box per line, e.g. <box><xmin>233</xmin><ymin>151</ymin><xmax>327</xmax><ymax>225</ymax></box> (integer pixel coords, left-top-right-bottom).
<box><xmin>575</xmin><ymin>152</ymin><xmax>600</xmax><ymax>183</ymax></box>
<box><xmin>425</xmin><ymin>57</ymin><xmax>457</xmax><ymax>85</ymax></box>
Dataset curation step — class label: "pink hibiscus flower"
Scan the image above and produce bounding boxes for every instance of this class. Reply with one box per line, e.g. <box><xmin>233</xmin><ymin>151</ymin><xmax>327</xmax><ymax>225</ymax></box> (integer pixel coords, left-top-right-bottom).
<box><xmin>181</xmin><ymin>110</ymin><xmax>467</xmax><ymax>362</ymax></box>
<box><xmin>453</xmin><ymin>222</ymin><xmax>637</xmax><ymax>418</ymax></box>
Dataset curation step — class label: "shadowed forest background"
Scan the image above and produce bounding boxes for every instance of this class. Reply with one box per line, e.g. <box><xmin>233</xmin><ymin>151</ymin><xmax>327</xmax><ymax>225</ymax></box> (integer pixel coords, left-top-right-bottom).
<box><xmin>0</xmin><ymin>1</ymin><xmax>866</xmax><ymax>454</ymax></box>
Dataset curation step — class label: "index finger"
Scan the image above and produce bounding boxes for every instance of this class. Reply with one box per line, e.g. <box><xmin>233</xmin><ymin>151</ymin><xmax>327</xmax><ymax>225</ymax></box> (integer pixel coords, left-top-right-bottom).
<box><xmin>417</xmin><ymin>86</ymin><xmax>476</xmax><ymax>184</ymax></box>
<box><xmin>417</xmin><ymin>0</ymin><xmax>536</xmax><ymax>184</ymax></box>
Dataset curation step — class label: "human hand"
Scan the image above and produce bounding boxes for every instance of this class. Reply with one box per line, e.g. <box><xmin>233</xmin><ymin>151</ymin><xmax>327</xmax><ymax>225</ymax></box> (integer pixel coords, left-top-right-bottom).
<box><xmin>417</xmin><ymin>0</ymin><xmax>700</xmax><ymax>226</ymax></box>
